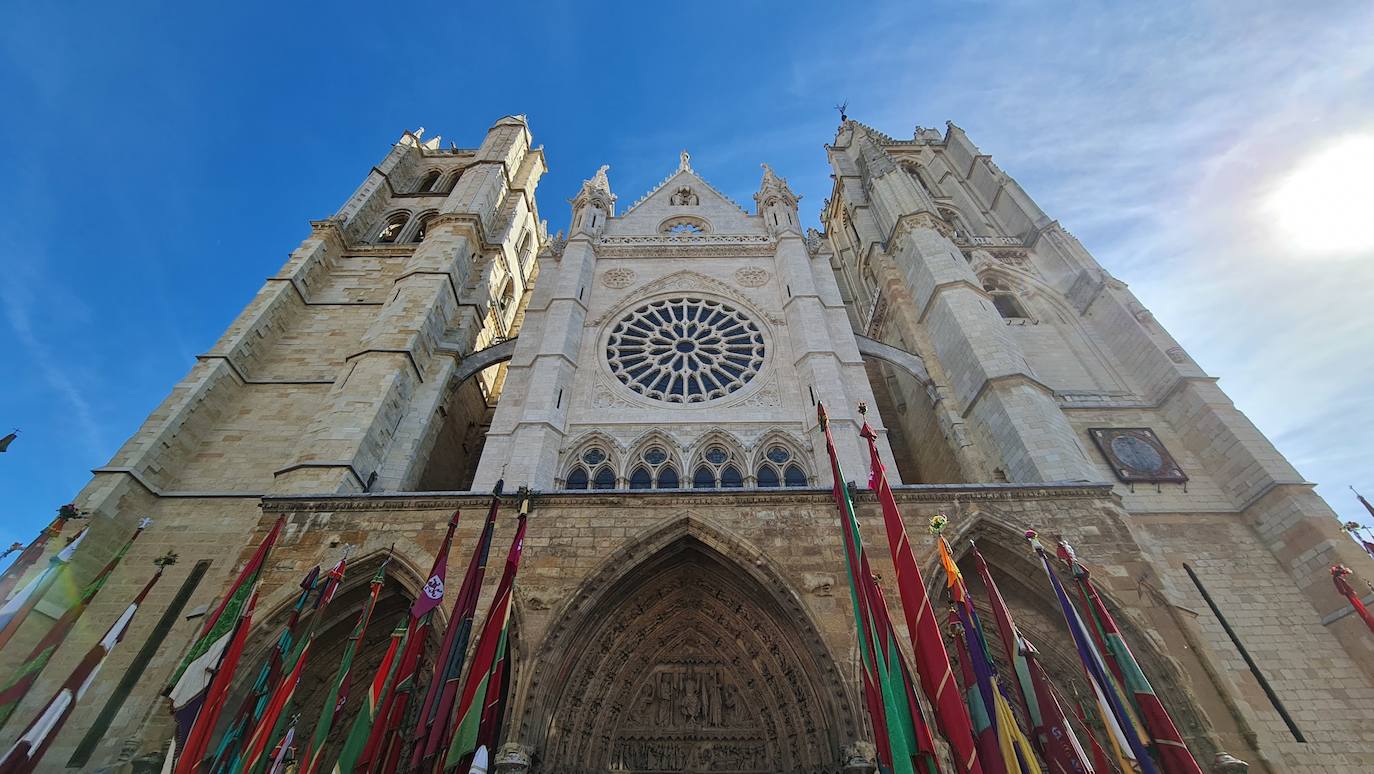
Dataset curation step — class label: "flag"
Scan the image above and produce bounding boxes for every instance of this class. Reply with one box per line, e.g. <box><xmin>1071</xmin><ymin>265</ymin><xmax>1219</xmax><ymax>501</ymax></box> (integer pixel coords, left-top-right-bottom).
<box><xmin>238</xmin><ymin>557</ymin><xmax>348</xmax><ymax>774</ymax></box>
<box><xmin>872</xmin><ymin>579</ymin><xmax>945</xmax><ymax>774</ymax></box>
<box><xmin>948</xmin><ymin>611</ymin><xmax>1001</xmax><ymax>774</ymax></box>
<box><xmin>0</xmin><ymin>527</ymin><xmax>89</xmax><ymax>653</ymax></box>
<box><xmin>175</xmin><ymin>588</ymin><xmax>261</xmax><ymax>774</ymax></box>
<box><xmin>0</xmin><ymin>510</ymin><xmax>72</xmax><ymax>603</ymax></box>
<box><xmin>933</xmin><ymin>533</ymin><xmax>1040</xmax><ymax>774</ymax></box>
<box><xmin>0</xmin><ymin>559</ymin><xmax>165</xmax><ymax>774</ymax></box>
<box><xmin>168</xmin><ymin>517</ymin><xmax>284</xmax><ymax>772</ymax></box>
<box><xmin>443</xmin><ymin>496</ymin><xmax>530</xmax><ymax>773</ymax></box>
<box><xmin>266</xmin><ymin>718</ymin><xmax>296</xmax><ymax>774</ymax></box>
<box><xmin>301</xmin><ymin>557</ymin><xmax>390</xmax><ymax>774</ymax></box>
<box><xmin>1060</xmin><ymin>544</ymin><xmax>1201</xmax><ymax>774</ymax></box>
<box><xmin>859</xmin><ymin>413</ymin><xmax>983</xmax><ymax>774</ymax></box>
<box><xmin>1027</xmin><ymin>531</ymin><xmax>1155</xmax><ymax>774</ymax></box>
<box><xmin>364</xmin><ymin>510</ymin><xmax>464</xmax><ymax>774</ymax></box>
<box><xmin>0</xmin><ymin>518</ymin><xmax>149</xmax><ymax>728</ymax></box>
<box><xmin>212</xmin><ymin>566</ymin><xmax>321</xmax><ymax>773</ymax></box>
<box><xmin>1075</xmin><ymin>702</ymin><xmax>1114</xmax><ymax>774</ymax></box>
<box><xmin>412</xmin><ymin>482</ymin><xmax>505</xmax><ymax>773</ymax></box>
<box><xmin>817</xmin><ymin>403</ymin><xmax>928</xmax><ymax>774</ymax></box>
<box><xmin>332</xmin><ymin>620</ymin><xmax>407</xmax><ymax>774</ymax></box>
<box><xmin>1332</xmin><ymin>565</ymin><xmax>1374</xmax><ymax>636</ymax></box>
<box><xmin>971</xmin><ymin>545</ymin><xmax>1091</xmax><ymax>774</ymax></box>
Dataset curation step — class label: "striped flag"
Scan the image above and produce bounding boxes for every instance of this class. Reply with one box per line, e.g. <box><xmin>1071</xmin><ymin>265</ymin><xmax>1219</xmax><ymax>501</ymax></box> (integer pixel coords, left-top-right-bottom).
<box><xmin>948</xmin><ymin>610</ymin><xmax>1001</xmax><ymax>774</ymax></box>
<box><xmin>871</xmin><ymin>579</ymin><xmax>945</xmax><ymax>774</ymax></box>
<box><xmin>0</xmin><ymin>527</ymin><xmax>88</xmax><ymax>652</ymax></box>
<box><xmin>442</xmin><ymin>497</ymin><xmax>530</xmax><ymax>773</ymax></box>
<box><xmin>175</xmin><ymin>587</ymin><xmax>261</xmax><ymax>774</ymax></box>
<box><xmin>970</xmin><ymin>546</ymin><xmax>1091</xmax><ymax>774</ymax></box>
<box><xmin>1027</xmin><ymin>531</ymin><xmax>1155</xmax><ymax>774</ymax></box>
<box><xmin>0</xmin><ymin>511</ymin><xmax>73</xmax><ymax>603</ymax></box>
<box><xmin>818</xmin><ymin>403</ymin><xmax>934</xmax><ymax>774</ymax></box>
<box><xmin>412</xmin><ymin>482</ymin><xmax>505</xmax><ymax>773</ymax></box>
<box><xmin>211</xmin><ymin>566</ymin><xmax>321</xmax><ymax>773</ymax></box>
<box><xmin>168</xmin><ymin>517</ymin><xmax>284</xmax><ymax>772</ymax></box>
<box><xmin>301</xmin><ymin>558</ymin><xmax>390</xmax><ymax>774</ymax></box>
<box><xmin>332</xmin><ymin>620</ymin><xmax>407</xmax><ymax>774</ymax></box>
<box><xmin>0</xmin><ymin>559</ymin><xmax>165</xmax><ymax>774</ymax></box>
<box><xmin>365</xmin><ymin>511</ymin><xmax>464</xmax><ymax>774</ymax></box>
<box><xmin>934</xmin><ymin>533</ymin><xmax>1040</xmax><ymax>774</ymax></box>
<box><xmin>859</xmin><ymin>414</ymin><xmax>983</xmax><ymax>774</ymax></box>
<box><xmin>0</xmin><ymin>518</ymin><xmax>148</xmax><ymax>728</ymax></box>
<box><xmin>238</xmin><ymin>557</ymin><xmax>348</xmax><ymax>774</ymax></box>
<box><xmin>1059</xmin><ymin>543</ymin><xmax>1201</xmax><ymax>774</ymax></box>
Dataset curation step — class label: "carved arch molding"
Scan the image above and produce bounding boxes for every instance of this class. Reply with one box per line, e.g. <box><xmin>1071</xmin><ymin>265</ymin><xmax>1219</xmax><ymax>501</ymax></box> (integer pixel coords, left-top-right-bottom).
<box><xmin>520</xmin><ymin>523</ymin><xmax>857</xmax><ymax>774</ymax></box>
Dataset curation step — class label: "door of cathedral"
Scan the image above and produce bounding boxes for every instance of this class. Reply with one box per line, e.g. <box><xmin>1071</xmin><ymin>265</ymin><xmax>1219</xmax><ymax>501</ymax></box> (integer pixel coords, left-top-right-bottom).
<box><xmin>520</xmin><ymin>519</ymin><xmax>857</xmax><ymax>774</ymax></box>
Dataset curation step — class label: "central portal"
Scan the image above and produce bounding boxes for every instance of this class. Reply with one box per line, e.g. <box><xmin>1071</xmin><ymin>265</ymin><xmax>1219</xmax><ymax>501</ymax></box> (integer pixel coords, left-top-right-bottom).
<box><xmin>520</xmin><ymin>519</ymin><xmax>857</xmax><ymax>774</ymax></box>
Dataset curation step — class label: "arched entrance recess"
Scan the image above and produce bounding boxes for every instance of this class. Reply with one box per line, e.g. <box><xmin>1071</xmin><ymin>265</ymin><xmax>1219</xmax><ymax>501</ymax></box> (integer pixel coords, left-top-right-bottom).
<box><xmin>519</xmin><ymin>516</ymin><xmax>859</xmax><ymax>774</ymax></box>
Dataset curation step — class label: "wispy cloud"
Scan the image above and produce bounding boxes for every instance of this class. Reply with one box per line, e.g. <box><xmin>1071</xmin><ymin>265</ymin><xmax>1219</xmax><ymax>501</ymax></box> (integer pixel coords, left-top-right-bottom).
<box><xmin>777</xmin><ymin>0</ymin><xmax>1374</xmax><ymax>525</ymax></box>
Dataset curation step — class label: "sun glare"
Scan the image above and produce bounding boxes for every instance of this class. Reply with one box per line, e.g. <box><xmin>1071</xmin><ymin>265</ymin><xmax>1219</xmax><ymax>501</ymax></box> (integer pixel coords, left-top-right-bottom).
<box><xmin>1266</xmin><ymin>134</ymin><xmax>1374</xmax><ymax>256</ymax></box>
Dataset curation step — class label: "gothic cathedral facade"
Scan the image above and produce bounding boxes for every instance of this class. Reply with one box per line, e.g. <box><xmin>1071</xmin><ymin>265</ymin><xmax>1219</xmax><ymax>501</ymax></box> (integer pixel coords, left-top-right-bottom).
<box><xmin>3</xmin><ymin>116</ymin><xmax>1373</xmax><ymax>772</ymax></box>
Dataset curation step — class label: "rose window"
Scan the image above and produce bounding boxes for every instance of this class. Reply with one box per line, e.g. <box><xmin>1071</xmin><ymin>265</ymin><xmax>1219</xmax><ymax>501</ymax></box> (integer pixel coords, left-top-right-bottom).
<box><xmin>606</xmin><ymin>297</ymin><xmax>765</xmax><ymax>403</ymax></box>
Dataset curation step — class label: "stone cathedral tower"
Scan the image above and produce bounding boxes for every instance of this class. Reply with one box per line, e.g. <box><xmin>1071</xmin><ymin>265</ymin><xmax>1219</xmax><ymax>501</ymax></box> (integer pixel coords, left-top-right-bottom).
<box><xmin>3</xmin><ymin>117</ymin><xmax>1373</xmax><ymax>773</ymax></box>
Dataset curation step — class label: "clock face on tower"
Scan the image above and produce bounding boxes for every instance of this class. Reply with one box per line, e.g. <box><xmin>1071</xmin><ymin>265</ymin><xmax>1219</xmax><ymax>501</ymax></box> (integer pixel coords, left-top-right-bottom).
<box><xmin>1089</xmin><ymin>427</ymin><xmax>1188</xmax><ymax>484</ymax></box>
<box><xmin>605</xmin><ymin>297</ymin><xmax>766</xmax><ymax>404</ymax></box>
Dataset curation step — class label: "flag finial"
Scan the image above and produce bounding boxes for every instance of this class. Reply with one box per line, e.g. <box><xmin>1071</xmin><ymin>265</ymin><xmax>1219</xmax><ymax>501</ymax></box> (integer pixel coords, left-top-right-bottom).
<box><xmin>857</xmin><ymin>401</ymin><xmax>867</xmax><ymax>416</ymax></box>
<box><xmin>928</xmin><ymin>513</ymin><xmax>948</xmax><ymax>535</ymax></box>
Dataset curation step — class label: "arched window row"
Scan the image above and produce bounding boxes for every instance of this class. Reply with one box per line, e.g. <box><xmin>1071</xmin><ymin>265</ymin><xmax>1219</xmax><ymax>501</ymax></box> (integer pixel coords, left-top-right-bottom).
<box><xmin>374</xmin><ymin>210</ymin><xmax>438</xmax><ymax>244</ymax></box>
<box><xmin>561</xmin><ymin>436</ymin><xmax>812</xmax><ymax>490</ymax></box>
<box><xmin>412</xmin><ymin>168</ymin><xmax>464</xmax><ymax>194</ymax></box>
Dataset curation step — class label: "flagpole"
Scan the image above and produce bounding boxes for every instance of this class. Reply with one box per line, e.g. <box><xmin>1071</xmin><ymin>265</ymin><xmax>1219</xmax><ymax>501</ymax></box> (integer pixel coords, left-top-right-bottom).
<box><xmin>442</xmin><ymin>490</ymin><xmax>532</xmax><ymax>773</ymax></box>
<box><xmin>858</xmin><ymin>405</ymin><xmax>983</xmax><ymax>774</ymax></box>
<box><xmin>413</xmin><ymin>481</ymin><xmax>506</xmax><ymax>773</ymax></box>
<box><xmin>0</xmin><ymin>526</ymin><xmax>90</xmax><ymax>653</ymax></box>
<box><xmin>0</xmin><ymin>506</ymin><xmax>81</xmax><ymax>603</ymax></box>
<box><xmin>0</xmin><ymin>552</ymin><xmax>172</xmax><ymax>774</ymax></box>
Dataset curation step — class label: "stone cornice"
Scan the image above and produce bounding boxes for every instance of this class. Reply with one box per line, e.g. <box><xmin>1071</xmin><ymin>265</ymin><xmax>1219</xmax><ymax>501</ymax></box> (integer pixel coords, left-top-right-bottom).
<box><xmin>260</xmin><ymin>481</ymin><xmax>1116</xmax><ymax>513</ymax></box>
<box><xmin>594</xmin><ymin>234</ymin><xmax>775</xmax><ymax>259</ymax></box>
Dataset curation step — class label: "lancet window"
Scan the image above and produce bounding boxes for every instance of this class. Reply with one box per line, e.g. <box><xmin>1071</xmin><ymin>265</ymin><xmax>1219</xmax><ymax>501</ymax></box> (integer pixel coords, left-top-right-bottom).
<box><xmin>410</xmin><ymin>212</ymin><xmax>436</xmax><ymax>243</ymax></box>
<box><xmin>691</xmin><ymin>442</ymin><xmax>744</xmax><ymax>489</ymax></box>
<box><xmin>982</xmin><ymin>276</ymin><xmax>1029</xmax><ymax>319</ymax></box>
<box><xmin>565</xmin><ymin>444</ymin><xmax>617</xmax><ymax>490</ymax></box>
<box><xmin>754</xmin><ymin>443</ymin><xmax>809</xmax><ymax>488</ymax></box>
<box><xmin>627</xmin><ymin>443</ymin><xmax>681</xmax><ymax>490</ymax></box>
<box><xmin>416</xmin><ymin>170</ymin><xmax>442</xmax><ymax>192</ymax></box>
<box><xmin>376</xmin><ymin>212</ymin><xmax>410</xmax><ymax>243</ymax></box>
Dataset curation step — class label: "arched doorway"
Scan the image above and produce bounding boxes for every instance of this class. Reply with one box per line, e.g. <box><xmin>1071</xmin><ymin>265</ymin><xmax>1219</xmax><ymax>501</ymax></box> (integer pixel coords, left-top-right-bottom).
<box><xmin>519</xmin><ymin>517</ymin><xmax>858</xmax><ymax>774</ymax></box>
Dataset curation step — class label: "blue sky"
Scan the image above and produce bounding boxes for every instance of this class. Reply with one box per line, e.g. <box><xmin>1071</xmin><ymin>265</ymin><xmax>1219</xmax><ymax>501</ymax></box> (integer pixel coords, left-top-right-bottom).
<box><xmin>3</xmin><ymin>0</ymin><xmax>1373</xmax><ymax>557</ymax></box>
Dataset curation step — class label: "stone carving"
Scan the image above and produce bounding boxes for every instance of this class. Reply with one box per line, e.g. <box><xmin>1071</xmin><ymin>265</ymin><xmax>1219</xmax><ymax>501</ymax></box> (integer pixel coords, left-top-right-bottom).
<box><xmin>603</xmin><ymin>268</ymin><xmax>637</xmax><ymax>289</ymax></box>
<box><xmin>492</xmin><ymin>743</ymin><xmax>532</xmax><ymax>774</ymax></box>
<box><xmin>733</xmin><ymin>266</ymin><xmax>768</xmax><ymax>287</ymax></box>
<box><xmin>587</xmin><ymin>270</ymin><xmax>784</xmax><ymax>327</ymax></box>
<box><xmin>670</xmin><ymin>186</ymin><xmax>700</xmax><ymax>206</ymax></box>
<box><xmin>1166</xmin><ymin>346</ymin><xmax>1189</xmax><ymax>364</ymax></box>
<box><xmin>804</xmin><ymin>572</ymin><xmax>836</xmax><ymax>596</ymax></box>
<box><xmin>1211</xmin><ymin>752</ymin><xmax>1249</xmax><ymax>773</ymax></box>
<box><xmin>593</xmin><ymin>377</ymin><xmax>635</xmax><ymax>410</ymax></box>
<box><xmin>841</xmin><ymin>742</ymin><xmax>877</xmax><ymax>774</ymax></box>
<box><xmin>738</xmin><ymin>378</ymin><xmax>781</xmax><ymax>408</ymax></box>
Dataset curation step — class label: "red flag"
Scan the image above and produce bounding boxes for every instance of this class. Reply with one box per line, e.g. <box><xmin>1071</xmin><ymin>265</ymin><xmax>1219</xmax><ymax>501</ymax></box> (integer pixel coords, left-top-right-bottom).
<box><xmin>176</xmin><ymin>588</ymin><xmax>261</xmax><ymax>774</ymax></box>
<box><xmin>1333</xmin><ymin>565</ymin><xmax>1374</xmax><ymax>636</ymax></box>
<box><xmin>365</xmin><ymin>511</ymin><xmax>462</xmax><ymax>773</ymax></box>
<box><xmin>859</xmin><ymin>416</ymin><xmax>983</xmax><ymax>774</ymax></box>
<box><xmin>971</xmin><ymin>546</ymin><xmax>1091</xmax><ymax>774</ymax></box>
<box><xmin>1075</xmin><ymin>703</ymin><xmax>1114</xmax><ymax>774</ymax></box>
<box><xmin>412</xmin><ymin>483</ymin><xmax>504</xmax><ymax>772</ymax></box>
<box><xmin>0</xmin><ymin>560</ymin><xmax>163</xmax><ymax>774</ymax></box>
<box><xmin>1066</xmin><ymin>548</ymin><xmax>1202</xmax><ymax>774</ymax></box>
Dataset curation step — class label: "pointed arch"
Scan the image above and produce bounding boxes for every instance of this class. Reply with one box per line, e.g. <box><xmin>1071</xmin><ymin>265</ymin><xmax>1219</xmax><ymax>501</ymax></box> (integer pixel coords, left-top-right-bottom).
<box><xmin>624</xmin><ymin>429</ymin><xmax>685</xmax><ymax>489</ymax></box>
<box><xmin>687</xmin><ymin>430</ymin><xmax>747</xmax><ymax>489</ymax></box>
<box><xmin>517</xmin><ymin>515</ymin><xmax>859</xmax><ymax>772</ymax></box>
<box><xmin>749</xmin><ymin>429</ymin><xmax>813</xmax><ymax>488</ymax></box>
<box><xmin>561</xmin><ymin>431</ymin><xmax>622</xmax><ymax>490</ymax></box>
<box><xmin>930</xmin><ymin>513</ymin><xmax>1219</xmax><ymax>760</ymax></box>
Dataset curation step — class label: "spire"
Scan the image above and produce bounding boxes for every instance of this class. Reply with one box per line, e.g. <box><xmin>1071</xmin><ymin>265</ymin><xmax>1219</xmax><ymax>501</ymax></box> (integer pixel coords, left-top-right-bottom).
<box><xmin>754</xmin><ymin>164</ymin><xmax>799</xmax><ymax>210</ymax></box>
<box><xmin>570</xmin><ymin>165</ymin><xmax>615</xmax><ymax>235</ymax></box>
<box><xmin>855</xmin><ymin>132</ymin><xmax>898</xmax><ymax>179</ymax></box>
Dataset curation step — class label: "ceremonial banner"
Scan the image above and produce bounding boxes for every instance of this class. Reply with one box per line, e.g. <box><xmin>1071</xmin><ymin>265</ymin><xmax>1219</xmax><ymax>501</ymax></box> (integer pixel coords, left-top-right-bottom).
<box><xmin>301</xmin><ymin>559</ymin><xmax>390</xmax><ymax>774</ymax></box>
<box><xmin>0</xmin><ymin>518</ymin><xmax>149</xmax><ymax>729</ymax></box>
<box><xmin>1028</xmin><ymin>531</ymin><xmax>1154</xmax><ymax>774</ymax></box>
<box><xmin>860</xmin><ymin>411</ymin><xmax>983</xmax><ymax>774</ymax></box>
<box><xmin>443</xmin><ymin>497</ymin><xmax>531</xmax><ymax>773</ymax></box>
<box><xmin>0</xmin><ymin>527</ymin><xmax>89</xmax><ymax>652</ymax></box>
<box><xmin>0</xmin><ymin>560</ymin><xmax>164</xmax><ymax>774</ymax></box>
<box><xmin>1059</xmin><ymin>542</ymin><xmax>1201</xmax><ymax>774</ymax></box>
<box><xmin>412</xmin><ymin>482</ymin><xmax>505</xmax><ymax>772</ymax></box>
